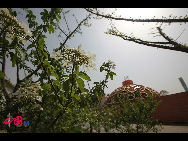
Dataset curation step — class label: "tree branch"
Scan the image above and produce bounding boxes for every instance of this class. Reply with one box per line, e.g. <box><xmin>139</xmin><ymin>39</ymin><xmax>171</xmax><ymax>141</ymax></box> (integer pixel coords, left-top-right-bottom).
<box><xmin>12</xmin><ymin>63</ymin><xmax>42</xmax><ymax>93</ymax></box>
<box><xmin>85</xmin><ymin>8</ymin><xmax>188</xmax><ymax>23</ymax></box>
<box><xmin>45</xmin><ymin>64</ymin><xmax>75</xmax><ymax>132</ymax></box>
<box><xmin>108</xmin><ymin>28</ymin><xmax>188</xmax><ymax>53</ymax></box>
<box><xmin>16</xmin><ymin>52</ymin><xmax>20</xmax><ymax>84</ymax></box>
<box><xmin>157</xmin><ymin>27</ymin><xmax>184</xmax><ymax>48</ymax></box>
<box><xmin>1</xmin><ymin>32</ymin><xmax>12</xmax><ymax>99</ymax></box>
<box><xmin>59</xmin><ymin>14</ymin><xmax>91</xmax><ymax>49</ymax></box>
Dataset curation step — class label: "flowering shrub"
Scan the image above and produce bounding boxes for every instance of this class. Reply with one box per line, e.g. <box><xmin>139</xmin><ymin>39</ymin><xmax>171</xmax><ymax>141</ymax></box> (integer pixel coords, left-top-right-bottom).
<box><xmin>0</xmin><ymin>8</ymin><xmax>116</xmax><ymax>133</ymax></box>
<box><xmin>51</xmin><ymin>44</ymin><xmax>96</xmax><ymax>70</ymax></box>
<box><xmin>1</xmin><ymin>8</ymin><xmax>161</xmax><ymax>133</ymax></box>
<box><xmin>104</xmin><ymin>85</ymin><xmax>163</xmax><ymax>133</ymax></box>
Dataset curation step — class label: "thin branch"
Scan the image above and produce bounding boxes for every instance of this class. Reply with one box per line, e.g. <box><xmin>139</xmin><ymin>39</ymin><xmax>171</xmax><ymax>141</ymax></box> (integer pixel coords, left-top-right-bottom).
<box><xmin>59</xmin><ymin>14</ymin><xmax>91</xmax><ymax>49</ymax></box>
<box><xmin>12</xmin><ymin>63</ymin><xmax>42</xmax><ymax>93</ymax></box>
<box><xmin>63</xmin><ymin>14</ymin><xmax>70</xmax><ymax>33</ymax></box>
<box><xmin>85</xmin><ymin>8</ymin><xmax>188</xmax><ymax>23</ymax></box>
<box><xmin>16</xmin><ymin>52</ymin><xmax>20</xmax><ymax>84</ymax></box>
<box><xmin>175</xmin><ymin>29</ymin><xmax>185</xmax><ymax>41</ymax></box>
<box><xmin>157</xmin><ymin>27</ymin><xmax>184</xmax><ymax>48</ymax></box>
<box><xmin>56</xmin><ymin>25</ymin><xmax>68</xmax><ymax>37</ymax></box>
<box><xmin>108</xmin><ymin>29</ymin><xmax>188</xmax><ymax>53</ymax></box>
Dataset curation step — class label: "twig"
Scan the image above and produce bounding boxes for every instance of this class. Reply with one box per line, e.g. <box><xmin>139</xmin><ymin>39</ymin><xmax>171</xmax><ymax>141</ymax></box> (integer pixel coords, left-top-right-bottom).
<box><xmin>175</xmin><ymin>29</ymin><xmax>185</xmax><ymax>41</ymax></box>
<box><xmin>59</xmin><ymin>14</ymin><xmax>91</xmax><ymax>49</ymax></box>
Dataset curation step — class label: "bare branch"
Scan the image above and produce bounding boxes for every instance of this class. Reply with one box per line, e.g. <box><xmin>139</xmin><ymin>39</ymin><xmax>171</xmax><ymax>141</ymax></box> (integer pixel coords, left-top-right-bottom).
<box><xmin>107</xmin><ymin>28</ymin><xmax>188</xmax><ymax>53</ymax></box>
<box><xmin>85</xmin><ymin>8</ymin><xmax>188</xmax><ymax>23</ymax></box>
<box><xmin>157</xmin><ymin>27</ymin><xmax>184</xmax><ymax>48</ymax></box>
<box><xmin>59</xmin><ymin>14</ymin><xmax>91</xmax><ymax>49</ymax></box>
<box><xmin>175</xmin><ymin>29</ymin><xmax>185</xmax><ymax>41</ymax></box>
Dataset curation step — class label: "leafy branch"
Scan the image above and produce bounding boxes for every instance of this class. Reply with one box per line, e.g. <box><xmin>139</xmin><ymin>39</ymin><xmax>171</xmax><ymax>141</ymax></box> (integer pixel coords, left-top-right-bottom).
<box><xmin>58</xmin><ymin>14</ymin><xmax>91</xmax><ymax>50</ymax></box>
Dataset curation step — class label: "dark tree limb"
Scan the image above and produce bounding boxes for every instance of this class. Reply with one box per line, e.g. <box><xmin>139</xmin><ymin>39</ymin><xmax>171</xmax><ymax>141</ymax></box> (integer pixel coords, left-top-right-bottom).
<box><xmin>1</xmin><ymin>32</ymin><xmax>12</xmax><ymax>99</ymax></box>
<box><xmin>156</xmin><ymin>27</ymin><xmax>184</xmax><ymax>48</ymax></box>
<box><xmin>86</xmin><ymin>8</ymin><xmax>188</xmax><ymax>53</ymax></box>
<box><xmin>85</xmin><ymin>8</ymin><xmax>188</xmax><ymax>23</ymax></box>
<box><xmin>107</xmin><ymin>27</ymin><xmax>188</xmax><ymax>53</ymax></box>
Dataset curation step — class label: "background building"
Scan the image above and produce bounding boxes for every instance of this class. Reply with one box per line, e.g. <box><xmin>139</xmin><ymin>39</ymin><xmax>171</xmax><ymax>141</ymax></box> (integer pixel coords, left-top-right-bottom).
<box><xmin>102</xmin><ymin>79</ymin><xmax>188</xmax><ymax>124</ymax></box>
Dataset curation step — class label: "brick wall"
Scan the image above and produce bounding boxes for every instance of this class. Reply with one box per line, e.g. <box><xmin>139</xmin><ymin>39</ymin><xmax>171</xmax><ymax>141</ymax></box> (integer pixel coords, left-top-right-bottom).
<box><xmin>153</xmin><ymin>92</ymin><xmax>188</xmax><ymax>123</ymax></box>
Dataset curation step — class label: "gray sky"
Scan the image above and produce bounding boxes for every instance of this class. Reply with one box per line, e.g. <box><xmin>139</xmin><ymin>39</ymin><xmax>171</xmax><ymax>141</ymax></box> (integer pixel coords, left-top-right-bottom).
<box><xmin>5</xmin><ymin>8</ymin><xmax>188</xmax><ymax>95</ymax></box>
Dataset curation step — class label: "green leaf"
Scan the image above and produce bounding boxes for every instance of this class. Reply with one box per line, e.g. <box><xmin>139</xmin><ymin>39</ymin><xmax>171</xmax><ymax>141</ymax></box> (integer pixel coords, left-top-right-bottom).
<box><xmin>0</xmin><ymin>71</ymin><xmax>5</xmax><ymax>78</ymax></box>
<box><xmin>38</xmin><ymin>37</ymin><xmax>44</xmax><ymax>47</ymax></box>
<box><xmin>109</xmin><ymin>72</ymin><xmax>116</xmax><ymax>80</ymax></box>
<box><xmin>10</xmin><ymin>52</ymin><xmax>17</xmax><ymax>67</ymax></box>
<box><xmin>42</xmin><ymin>83</ymin><xmax>51</xmax><ymax>90</ymax></box>
<box><xmin>110</xmin><ymin>74</ymin><xmax>113</xmax><ymax>80</ymax></box>
<box><xmin>54</xmin><ymin>80</ymin><xmax>61</xmax><ymax>87</ymax></box>
<box><xmin>63</xmin><ymin>79</ymin><xmax>70</xmax><ymax>94</ymax></box>
<box><xmin>91</xmin><ymin>94</ymin><xmax>98</xmax><ymax>103</ymax></box>
<box><xmin>10</xmin><ymin>36</ymin><xmax>18</xmax><ymax>47</ymax></box>
<box><xmin>100</xmin><ymin>66</ymin><xmax>104</xmax><ymax>72</ymax></box>
<box><xmin>78</xmin><ymin>71</ymin><xmax>91</xmax><ymax>81</ymax></box>
<box><xmin>55</xmin><ymin>8</ymin><xmax>61</xmax><ymax>13</ymax></box>
<box><xmin>40</xmin><ymin>9</ymin><xmax>48</xmax><ymax>23</ymax></box>
<box><xmin>54</xmin><ymin>109</ymin><xmax>61</xmax><ymax>118</ymax></box>
<box><xmin>74</xmin><ymin>94</ymin><xmax>80</xmax><ymax>100</ymax></box>
<box><xmin>110</xmin><ymin>72</ymin><xmax>116</xmax><ymax>75</ymax></box>
<box><xmin>48</xmin><ymin>25</ymin><xmax>54</xmax><ymax>34</ymax></box>
<box><xmin>83</xmin><ymin>88</ymin><xmax>89</xmax><ymax>93</ymax></box>
<box><xmin>52</xmin><ymin>72</ymin><xmax>59</xmax><ymax>80</ymax></box>
<box><xmin>43</xmin><ymin>51</ymin><xmax>48</xmax><ymax>59</ymax></box>
<box><xmin>74</xmin><ymin>65</ymin><xmax>79</xmax><ymax>74</ymax></box>
<box><xmin>93</xmin><ymin>82</ymin><xmax>99</xmax><ymax>85</ymax></box>
<box><xmin>76</xmin><ymin>78</ymin><xmax>84</xmax><ymax>92</ymax></box>
<box><xmin>71</xmin><ymin>87</ymin><xmax>75</xmax><ymax>97</ymax></box>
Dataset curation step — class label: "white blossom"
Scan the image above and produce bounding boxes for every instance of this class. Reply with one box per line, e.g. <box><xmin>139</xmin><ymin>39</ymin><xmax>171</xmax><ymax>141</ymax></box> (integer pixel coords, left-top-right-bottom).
<box><xmin>50</xmin><ymin>50</ymin><xmax>61</xmax><ymax>60</ymax></box>
<box><xmin>78</xmin><ymin>44</ymin><xmax>85</xmax><ymax>55</ymax></box>
<box><xmin>56</xmin><ymin>50</ymin><xmax>61</xmax><ymax>56</ymax></box>
<box><xmin>36</xmin><ymin>96</ymin><xmax>42</xmax><ymax>102</ymax></box>
<box><xmin>50</xmin><ymin>52</ymin><xmax>58</xmax><ymax>60</ymax></box>
<box><xmin>20</xmin><ymin>37</ymin><xmax>28</xmax><ymax>44</ymax></box>
<box><xmin>88</xmin><ymin>50</ymin><xmax>96</xmax><ymax>61</ymax></box>
<box><xmin>19</xmin><ymin>21</ymin><xmax>33</xmax><ymax>37</ymax></box>
<box><xmin>0</xmin><ymin>8</ymin><xmax>10</xmax><ymax>15</ymax></box>
<box><xmin>50</xmin><ymin>44</ymin><xmax>97</xmax><ymax>70</ymax></box>
<box><xmin>84</xmin><ymin>50</ymin><xmax>97</xmax><ymax>71</ymax></box>
<box><xmin>108</xmin><ymin>60</ymin><xmax>116</xmax><ymax>70</ymax></box>
<box><xmin>62</xmin><ymin>60</ymin><xmax>71</xmax><ymax>67</ymax></box>
<box><xmin>5</xmin><ymin>34</ymin><xmax>14</xmax><ymax>44</ymax></box>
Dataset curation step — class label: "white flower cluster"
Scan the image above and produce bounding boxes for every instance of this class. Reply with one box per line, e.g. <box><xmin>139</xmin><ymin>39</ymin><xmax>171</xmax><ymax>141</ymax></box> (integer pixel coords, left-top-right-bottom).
<box><xmin>108</xmin><ymin>60</ymin><xmax>116</xmax><ymax>70</ymax></box>
<box><xmin>50</xmin><ymin>44</ymin><xmax>97</xmax><ymax>71</ymax></box>
<box><xmin>12</xmin><ymin>83</ymin><xmax>43</xmax><ymax>112</ymax></box>
<box><xmin>0</xmin><ymin>8</ymin><xmax>33</xmax><ymax>44</ymax></box>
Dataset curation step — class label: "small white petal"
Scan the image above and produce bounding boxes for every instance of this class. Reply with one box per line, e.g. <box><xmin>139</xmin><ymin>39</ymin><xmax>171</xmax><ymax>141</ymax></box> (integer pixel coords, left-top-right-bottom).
<box><xmin>50</xmin><ymin>52</ymin><xmax>59</xmax><ymax>60</ymax></box>
<box><xmin>56</xmin><ymin>50</ymin><xmax>61</xmax><ymax>56</ymax></box>
<box><xmin>78</xmin><ymin>44</ymin><xmax>85</xmax><ymax>55</ymax></box>
<box><xmin>0</xmin><ymin>8</ymin><xmax>10</xmax><ymax>14</ymax></box>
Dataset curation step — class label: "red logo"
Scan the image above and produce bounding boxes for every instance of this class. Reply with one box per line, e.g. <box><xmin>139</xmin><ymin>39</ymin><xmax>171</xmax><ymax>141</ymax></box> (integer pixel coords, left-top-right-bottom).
<box><xmin>4</xmin><ymin>116</ymin><xmax>22</xmax><ymax>126</ymax></box>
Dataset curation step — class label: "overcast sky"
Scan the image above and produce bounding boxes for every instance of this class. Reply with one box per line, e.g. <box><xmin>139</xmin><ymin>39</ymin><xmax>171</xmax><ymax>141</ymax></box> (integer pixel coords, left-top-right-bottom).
<box><xmin>5</xmin><ymin>8</ymin><xmax>188</xmax><ymax>95</ymax></box>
